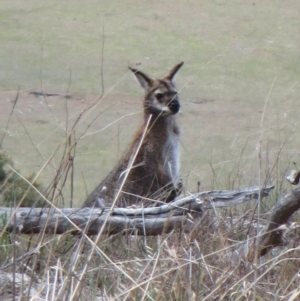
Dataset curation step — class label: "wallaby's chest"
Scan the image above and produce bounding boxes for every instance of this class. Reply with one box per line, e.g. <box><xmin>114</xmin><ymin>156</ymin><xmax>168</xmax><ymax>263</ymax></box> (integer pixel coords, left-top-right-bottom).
<box><xmin>162</xmin><ymin>130</ymin><xmax>179</xmax><ymax>162</ymax></box>
<box><xmin>163</xmin><ymin>128</ymin><xmax>180</xmax><ymax>179</ymax></box>
<box><xmin>140</xmin><ymin>122</ymin><xmax>180</xmax><ymax>180</ymax></box>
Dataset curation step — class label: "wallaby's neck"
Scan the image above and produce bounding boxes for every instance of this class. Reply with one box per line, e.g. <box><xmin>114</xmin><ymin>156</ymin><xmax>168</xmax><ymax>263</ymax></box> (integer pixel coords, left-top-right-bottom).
<box><xmin>143</xmin><ymin>113</ymin><xmax>176</xmax><ymax>133</ymax></box>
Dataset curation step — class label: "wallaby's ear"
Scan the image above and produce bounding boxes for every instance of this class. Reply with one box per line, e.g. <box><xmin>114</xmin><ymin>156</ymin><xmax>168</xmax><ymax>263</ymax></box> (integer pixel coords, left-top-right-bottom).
<box><xmin>164</xmin><ymin>62</ymin><xmax>184</xmax><ymax>82</ymax></box>
<box><xmin>129</xmin><ymin>67</ymin><xmax>154</xmax><ymax>90</ymax></box>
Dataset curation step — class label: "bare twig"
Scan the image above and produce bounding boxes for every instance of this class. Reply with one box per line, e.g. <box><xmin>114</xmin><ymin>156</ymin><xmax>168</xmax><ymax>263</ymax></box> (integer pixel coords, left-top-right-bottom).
<box><xmin>0</xmin><ymin>88</ymin><xmax>20</xmax><ymax>148</ymax></box>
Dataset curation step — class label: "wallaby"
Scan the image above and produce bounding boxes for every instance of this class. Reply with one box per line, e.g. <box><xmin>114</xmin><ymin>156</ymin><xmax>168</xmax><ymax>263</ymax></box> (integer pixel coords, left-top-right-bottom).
<box><xmin>83</xmin><ymin>62</ymin><xmax>184</xmax><ymax>208</ymax></box>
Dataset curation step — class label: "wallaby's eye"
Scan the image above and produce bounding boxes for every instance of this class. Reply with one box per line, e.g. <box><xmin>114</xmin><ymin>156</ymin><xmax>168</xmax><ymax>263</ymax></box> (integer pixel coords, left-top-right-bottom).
<box><xmin>155</xmin><ymin>93</ymin><xmax>164</xmax><ymax>101</ymax></box>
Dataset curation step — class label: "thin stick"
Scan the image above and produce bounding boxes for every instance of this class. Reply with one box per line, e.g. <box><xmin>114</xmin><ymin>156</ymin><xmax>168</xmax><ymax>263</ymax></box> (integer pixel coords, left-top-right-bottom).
<box><xmin>0</xmin><ymin>87</ymin><xmax>20</xmax><ymax>148</ymax></box>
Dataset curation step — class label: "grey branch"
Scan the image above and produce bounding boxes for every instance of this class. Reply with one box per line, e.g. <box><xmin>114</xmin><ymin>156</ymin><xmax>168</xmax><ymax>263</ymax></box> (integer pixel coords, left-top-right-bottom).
<box><xmin>0</xmin><ymin>186</ymin><xmax>273</xmax><ymax>236</ymax></box>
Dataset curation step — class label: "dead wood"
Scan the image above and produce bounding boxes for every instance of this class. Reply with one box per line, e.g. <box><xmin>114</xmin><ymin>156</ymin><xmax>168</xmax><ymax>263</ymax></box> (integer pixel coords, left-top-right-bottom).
<box><xmin>258</xmin><ymin>187</ymin><xmax>300</xmax><ymax>256</ymax></box>
<box><xmin>5</xmin><ymin>184</ymin><xmax>300</xmax><ymax>259</ymax></box>
<box><xmin>0</xmin><ymin>186</ymin><xmax>274</xmax><ymax>236</ymax></box>
<box><xmin>228</xmin><ymin>187</ymin><xmax>300</xmax><ymax>262</ymax></box>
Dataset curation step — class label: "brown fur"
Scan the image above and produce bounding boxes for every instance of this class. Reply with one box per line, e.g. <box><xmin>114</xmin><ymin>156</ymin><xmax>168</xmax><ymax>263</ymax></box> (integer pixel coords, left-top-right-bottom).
<box><xmin>83</xmin><ymin>62</ymin><xmax>184</xmax><ymax>208</ymax></box>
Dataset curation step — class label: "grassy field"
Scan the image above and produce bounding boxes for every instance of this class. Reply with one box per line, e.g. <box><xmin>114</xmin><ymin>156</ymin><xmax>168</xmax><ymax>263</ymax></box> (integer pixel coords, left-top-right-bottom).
<box><xmin>1</xmin><ymin>0</ymin><xmax>299</xmax><ymax>205</ymax></box>
<box><xmin>0</xmin><ymin>0</ymin><xmax>300</xmax><ymax>299</ymax></box>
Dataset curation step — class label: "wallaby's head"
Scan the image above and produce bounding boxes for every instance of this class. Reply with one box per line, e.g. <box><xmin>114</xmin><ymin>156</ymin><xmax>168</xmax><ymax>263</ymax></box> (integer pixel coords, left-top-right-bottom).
<box><xmin>129</xmin><ymin>62</ymin><xmax>184</xmax><ymax>116</ymax></box>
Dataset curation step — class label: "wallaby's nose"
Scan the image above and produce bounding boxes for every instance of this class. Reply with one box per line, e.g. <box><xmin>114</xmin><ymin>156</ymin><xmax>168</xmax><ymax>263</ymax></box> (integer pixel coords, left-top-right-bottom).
<box><xmin>169</xmin><ymin>100</ymin><xmax>180</xmax><ymax>114</ymax></box>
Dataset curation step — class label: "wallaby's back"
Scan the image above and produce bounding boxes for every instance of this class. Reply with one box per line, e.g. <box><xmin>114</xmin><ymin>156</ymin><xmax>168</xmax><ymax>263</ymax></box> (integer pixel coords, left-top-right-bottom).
<box><xmin>83</xmin><ymin>62</ymin><xmax>184</xmax><ymax>208</ymax></box>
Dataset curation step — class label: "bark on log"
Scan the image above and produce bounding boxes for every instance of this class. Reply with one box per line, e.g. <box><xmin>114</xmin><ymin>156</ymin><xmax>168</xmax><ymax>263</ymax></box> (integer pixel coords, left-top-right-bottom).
<box><xmin>228</xmin><ymin>187</ymin><xmax>300</xmax><ymax>261</ymax></box>
<box><xmin>0</xmin><ymin>186</ymin><xmax>274</xmax><ymax>236</ymax></box>
<box><xmin>258</xmin><ymin>187</ymin><xmax>300</xmax><ymax>256</ymax></box>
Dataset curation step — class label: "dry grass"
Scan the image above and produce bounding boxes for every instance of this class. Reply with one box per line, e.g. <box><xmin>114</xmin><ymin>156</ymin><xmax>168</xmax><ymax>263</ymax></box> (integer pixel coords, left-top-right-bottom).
<box><xmin>1</xmin><ymin>202</ymin><xmax>300</xmax><ymax>300</ymax></box>
<box><xmin>1</xmin><ymin>0</ymin><xmax>300</xmax><ymax>300</ymax></box>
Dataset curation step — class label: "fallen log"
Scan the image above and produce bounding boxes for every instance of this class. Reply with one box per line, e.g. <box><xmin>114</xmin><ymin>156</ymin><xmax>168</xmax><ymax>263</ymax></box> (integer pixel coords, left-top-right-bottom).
<box><xmin>0</xmin><ymin>186</ymin><xmax>274</xmax><ymax>236</ymax></box>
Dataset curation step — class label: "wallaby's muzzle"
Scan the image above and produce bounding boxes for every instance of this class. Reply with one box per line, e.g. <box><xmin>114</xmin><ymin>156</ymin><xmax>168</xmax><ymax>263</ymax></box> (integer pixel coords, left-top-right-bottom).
<box><xmin>169</xmin><ymin>99</ymin><xmax>180</xmax><ymax>114</ymax></box>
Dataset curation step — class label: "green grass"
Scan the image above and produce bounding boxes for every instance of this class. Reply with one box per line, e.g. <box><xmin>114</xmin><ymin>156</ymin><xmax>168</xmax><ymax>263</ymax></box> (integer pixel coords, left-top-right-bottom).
<box><xmin>1</xmin><ymin>0</ymin><xmax>299</xmax><ymax>93</ymax></box>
